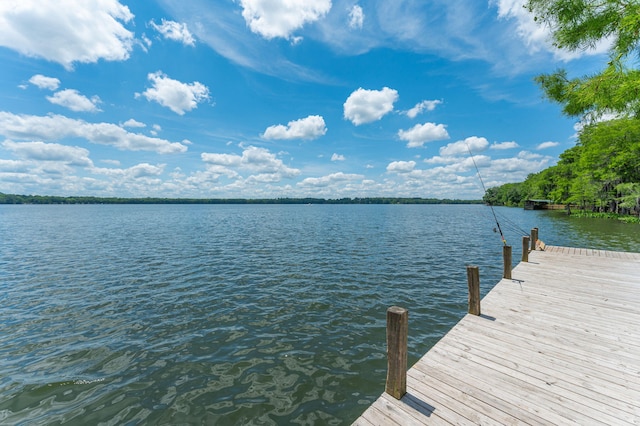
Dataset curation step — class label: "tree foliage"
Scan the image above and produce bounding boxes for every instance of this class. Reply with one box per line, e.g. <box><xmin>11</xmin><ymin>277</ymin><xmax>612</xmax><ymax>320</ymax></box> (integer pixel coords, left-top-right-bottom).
<box><xmin>484</xmin><ymin>117</ymin><xmax>640</xmax><ymax>215</ymax></box>
<box><xmin>525</xmin><ymin>0</ymin><xmax>640</xmax><ymax>119</ymax></box>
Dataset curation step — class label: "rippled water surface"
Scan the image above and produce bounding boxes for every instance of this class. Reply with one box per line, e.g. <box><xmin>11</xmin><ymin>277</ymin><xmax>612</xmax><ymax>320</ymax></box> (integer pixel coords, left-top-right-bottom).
<box><xmin>1</xmin><ymin>204</ymin><xmax>638</xmax><ymax>425</ymax></box>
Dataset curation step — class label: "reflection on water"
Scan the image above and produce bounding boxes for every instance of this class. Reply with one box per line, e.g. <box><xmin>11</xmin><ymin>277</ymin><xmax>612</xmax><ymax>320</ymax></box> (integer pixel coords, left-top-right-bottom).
<box><xmin>0</xmin><ymin>204</ymin><xmax>637</xmax><ymax>424</ymax></box>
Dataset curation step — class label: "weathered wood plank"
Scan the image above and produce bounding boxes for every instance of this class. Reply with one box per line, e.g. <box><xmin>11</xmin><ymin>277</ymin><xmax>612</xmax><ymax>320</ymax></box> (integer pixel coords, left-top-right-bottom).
<box><xmin>407</xmin><ymin>367</ymin><xmax>537</xmax><ymax>425</ymax></box>
<box><xmin>445</xmin><ymin>320</ymin><xmax>640</xmax><ymax>419</ymax></box>
<box><xmin>423</xmin><ymin>342</ymin><xmax>628</xmax><ymax>425</ymax></box>
<box><xmin>352</xmin><ymin>245</ymin><xmax>640</xmax><ymax>425</ymax></box>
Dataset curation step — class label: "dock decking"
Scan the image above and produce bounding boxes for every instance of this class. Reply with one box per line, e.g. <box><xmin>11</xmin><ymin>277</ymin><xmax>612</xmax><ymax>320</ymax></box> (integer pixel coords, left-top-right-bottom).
<box><xmin>353</xmin><ymin>245</ymin><xmax>640</xmax><ymax>425</ymax></box>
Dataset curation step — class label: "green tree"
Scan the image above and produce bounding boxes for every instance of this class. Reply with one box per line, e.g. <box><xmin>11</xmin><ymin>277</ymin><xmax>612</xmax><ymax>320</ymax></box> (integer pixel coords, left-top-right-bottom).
<box><xmin>525</xmin><ymin>0</ymin><xmax>640</xmax><ymax>119</ymax></box>
<box><xmin>616</xmin><ymin>182</ymin><xmax>640</xmax><ymax>215</ymax></box>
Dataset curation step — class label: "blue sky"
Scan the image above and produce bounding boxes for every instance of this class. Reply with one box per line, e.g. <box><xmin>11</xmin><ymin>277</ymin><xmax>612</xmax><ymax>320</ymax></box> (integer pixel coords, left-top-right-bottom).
<box><xmin>0</xmin><ymin>0</ymin><xmax>605</xmax><ymax>199</ymax></box>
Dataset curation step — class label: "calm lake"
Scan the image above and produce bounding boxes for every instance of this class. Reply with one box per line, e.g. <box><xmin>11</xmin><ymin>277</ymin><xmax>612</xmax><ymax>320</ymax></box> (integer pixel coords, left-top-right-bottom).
<box><xmin>1</xmin><ymin>204</ymin><xmax>638</xmax><ymax>424</ymax></box>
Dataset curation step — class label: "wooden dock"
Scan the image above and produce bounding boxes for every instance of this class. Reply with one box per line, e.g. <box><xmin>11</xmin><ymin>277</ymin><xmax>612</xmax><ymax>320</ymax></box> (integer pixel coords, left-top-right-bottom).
<box><xmin>353</xmin><ymin>245</ymin><xmax>640</xmax><ymax>425</ymax></box>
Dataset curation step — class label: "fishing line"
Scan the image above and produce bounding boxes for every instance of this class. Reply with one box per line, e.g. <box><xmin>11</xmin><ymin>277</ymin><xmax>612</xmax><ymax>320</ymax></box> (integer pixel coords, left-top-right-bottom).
<box><xmin>466</xmin><ymin>142</ymin><xmax>507</xmax><ymax>246</ymax></box>
<box><xmin>495</xmin><ymin>212</ymin><xmax>529</xmax><ymax>236</ymax></box>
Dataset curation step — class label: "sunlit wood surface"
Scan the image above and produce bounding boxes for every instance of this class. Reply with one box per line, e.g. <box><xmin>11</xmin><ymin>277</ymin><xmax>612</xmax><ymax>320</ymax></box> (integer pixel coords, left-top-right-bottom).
<box><xmin>353</xmin><ymin>246</ymin><xmax>640</xmax><ymax>425</ymax></box>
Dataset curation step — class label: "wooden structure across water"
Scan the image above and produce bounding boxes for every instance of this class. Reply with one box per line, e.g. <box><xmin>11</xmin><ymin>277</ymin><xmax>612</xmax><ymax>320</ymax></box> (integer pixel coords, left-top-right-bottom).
<box><xmin>353</xmin><ymin>245</ymin><xmax>640</xmax><ymax>425</ymax></box>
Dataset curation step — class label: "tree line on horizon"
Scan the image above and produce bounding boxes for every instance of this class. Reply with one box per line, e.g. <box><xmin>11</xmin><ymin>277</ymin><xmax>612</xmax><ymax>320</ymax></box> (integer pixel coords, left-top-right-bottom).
<box><xmin>0</xmin><ymin>193</ymin><xmax>483</xmax><ymax>205</ymax></box>
<box><xmin>484</xmin><ymin>1</ymin><xmax>640</xmax><ymax>216</ymax></box>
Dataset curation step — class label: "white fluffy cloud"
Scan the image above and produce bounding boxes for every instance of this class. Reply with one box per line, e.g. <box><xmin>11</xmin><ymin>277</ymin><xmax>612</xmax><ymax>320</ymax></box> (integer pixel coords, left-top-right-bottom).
<box><xmin>406</xmin><ymin>100</ymin><xmax>442</xmax><ymax>118</ymax></box>
<box><xmin>29</xmin><ymin>74</ymin><xmax>60</xmax><ymax>90</ymax></box>
<box><xmin>122</xmin><ymin>119</ymin><xmax>146</xmax><ymax>128</ymax></box>
<box><xmin>491</xmin><ymin>141</ymin><xmax>519</xmax><ymax>150</ymax></box>
<box><xmin>331</xmin><ymin>153</ymin><xmax>345</xmax><ymax>161</ymax></box>
<box><xmin>387</xmin><ymin>160</ymin><xmax>416</xmax><ymax>173</ymax></box>
<box><xmin>298</xmin><ymin>172</ymin><xmax>363</xmax><ymax>187</ymax></box>
<box><xmin>0</xmin><ymin>0</ymin><xmax>134</xmax><ymax>69</ymax></box>
<box><xmin>536</xmin><ymin>141</ymin><xmax>559</xmax><ymax>150</ymax></box>
<box><xmin>2</xmin><ymin>140</ymin><xmax>93</xmax><ymax>167</ymax></box>
<box><xmin>349</xmin><ymin>5</ymin><xmax>364</xmax><ymax>29</ymax></box>
<box><xmin>240</xmin><ymin>0</ymin><xmax>332</xmax><ymax>40</ymax></box>
<box><xmin>150</xmin><ymin>19</ymin><xmax>195</xmax><ymax>46</ymax></box>
<box><xmin>92</xmin><ymin>162</ymin><xmax>165</xmax><ymax>179</ymax></box>
<box><xmin>140</xmin><ymin>71</ymin><xmax>210</xmax><ymax>115</ymax></box>
<box><xmin>490</xmin><ymin>151</ymin><xmax>552</xmax><ymax>174</ymax></box>
<box><xmin>0</xmin><ymin>112</ymin><xmax>188</xmax><ymax>154</ymax></box>
<box><xmin>262</xmin><ymin>115</ymin><xmax>327</xmax><ymax>140</ymax></box>
<box><xmin>397</xmin><ymin>122</ymin><xmax>449</xmax><ymax>148</ymax></box>
<box><xmin>47</xmin><ymin>89</ymin><xmax>102</xmax><ymax>112</ymax></box>
<box><xmin>344</xmin><ymin>87</ymin><xmax>398</xmax><ymax>125</ymax></box>
<box><xmin>202</xmin><ymin>146</ymin><xmax>300</xmax><ymax>180</ymax></box>
<box><xmin>439</xmin><ymin>136</ymin><xmax>489</xmax><ymax>156</ymax></box>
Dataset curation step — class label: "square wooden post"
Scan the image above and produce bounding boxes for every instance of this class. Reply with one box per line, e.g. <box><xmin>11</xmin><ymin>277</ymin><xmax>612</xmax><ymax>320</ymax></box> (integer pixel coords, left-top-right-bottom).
<box><xmin>522</xmin><ymin>236</ymin><xmax>530</xmax><ymax>262</ymax></box>
<box><xmin>466</xmin><ymin>266</ymin><xmax>480</xmax><ymax>316</ymax></box>
<box><xmin>503</xmin><ymin>245</ymin><xmax>512</xmax><ymax>279</ymax></box>
<box><xmin>385</xmin><ymin>306</ymin><xmax>408</xmax><ymax>400</ymax></box>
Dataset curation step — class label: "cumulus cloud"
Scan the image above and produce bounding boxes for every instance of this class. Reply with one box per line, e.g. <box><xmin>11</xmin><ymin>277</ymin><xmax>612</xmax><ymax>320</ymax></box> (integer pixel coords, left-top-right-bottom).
<box><xmin>92</xmin><ymin>162</ymin><xmax>165</xmax><ymax>179</ymax></box>
<box><xmin>139</xmin><ymin>71</ymin><xmax>210</xmax><ymax>115</ymax></box>
<box><xmin>150</xmin><ymin>19</ymin><xmax>195</xmax><ymax>46</ymax></box>
<box><xmin>2</xmin><ymin>140</ymin><xmax>93</xmax><ymax>167</ymax></box>
<box><xmin>201</xmin><ymin>146</ymin><xmax>300</xmax><ymax>180</ymax></box>
<box><xmin>344</xmin><ymin>87</ymin><xmax>398</xmax><ymax>125</ymax></box>
<box><xmin>0</xmin><ymin>0</ymin><xmax>135</xmax><ymax>69</ymax></box>
<box><xmin>397</xmin><ymin>122</ymin><xmax>449</xmax><ymax>148</ymax></box>
<box><xmin>47</xmin><ymin>89</ymin><xmax>102</xmax><ymax>112</ymax></box>
<box><xmin>517</xmin><ymin>150</ymin><xmax>544</xmax><ymax>160</ymax></box>
<box><xmin>491</xmin><ymin>152</ymin><xmax>551</xmax><ymax>173</ymax></box>
<box><xmin>439</xmin><ymin>136</ymin><xmax>489</xmax><ymax>156</ymax></box>
<box><xmin>0</xmin><ymin>159</ymin><xmax>30</xmax><ymax>173</ymax></box>
<box><xmin>128</xmin><ymin>163</ymin><xmax>165</xmax><ymax>178</ymax></box>
<box><xmin>122</xmin><ymin>118</ymin><xmax>146</xmax><ymax>128</ymax></box>
<box><xmin>387</xmin><ymin>160</ymin><xmax>416</xmax><ymax>173</ymax></box>
<box><xmin>349</xmin><ymin>5</ymin><xmax>364</xmax><ymax>29</ymax></box>
<box><xmin>240</xmin><ymin>0</ymin><xmax>332</xmax><ymax>40</ymax></box>
<box><xmin>298</xmin><ymin>172</ymin><xmax>364</xmax><ymax>187</ymax></box>
<box><xmin>536</xmin><ymin>141</ymin><xmax>559</xmax><ymax>150</ymax></box>
<box><xmin>151</xmin><ymin>124</ymin><xmax>162</xmax><ymax>136</ymax></box>
<box><xmin>200</xmin><ymin>152</ymin><xmax>243</xmax><ymax>167</ymax></box>
<box><xmin>29</xmin><ymin>74</ymin><xmax>60</xmax><ymax>90</ymax></box>
<box><xmin>262</xmin><ymin>115</ymin><xmax>327</xmax><ymax>140</ymax></box>
<box><xmin>406</xmin><ymin>100</ymin><xmax>441</xmax><ymax>118</ymax></box>
<box><xmin>331</xmin><ymin>153</ymin><xmax>345</xmax><ymax>161</ymax></box>
<box><xmin>491</xmin><ymin>141</ymin><xmax>519</xmax><ymax>150</ymax></box>
<box><xmin>0</xmin><ymin>112</ymin><xmax>188</xmax><ymax>154</ymax></box>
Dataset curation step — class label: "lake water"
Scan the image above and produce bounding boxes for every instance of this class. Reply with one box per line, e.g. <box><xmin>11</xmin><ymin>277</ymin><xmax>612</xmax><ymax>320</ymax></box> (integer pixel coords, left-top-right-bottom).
<box><xmin>1</xmin><ymin>204</ymin><xmax>638</xmax><ymax>425</ymax></box>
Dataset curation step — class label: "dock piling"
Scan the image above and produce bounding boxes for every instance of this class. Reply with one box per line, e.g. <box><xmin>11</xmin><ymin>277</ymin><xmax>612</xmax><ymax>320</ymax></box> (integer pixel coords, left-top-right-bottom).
<box><xmin>531</xmin><ymin>228</ymin><xmax>538</xmax><ymax>251</ymax></box>
<box><xmin>466</xmin><ymin>266</ymin><xmax>481</xmax><ymax>316</ymax></box>
<box><xmin>385</xmin><ymin>306</ymin><xmax>408</xmax><ymax>400</ymax></box>
<box><xmin>522</xmin><ymin>236</ymin><xmax>530</xmax><ymax>262</ymax></box>
<box><xmin>503</xmin><ymin>245</ymin><xmax>512</xmax><ymax>279</ymax></box>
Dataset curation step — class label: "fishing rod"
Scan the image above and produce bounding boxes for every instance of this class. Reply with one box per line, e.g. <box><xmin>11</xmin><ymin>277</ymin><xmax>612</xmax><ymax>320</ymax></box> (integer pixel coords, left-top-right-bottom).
<box><xmin>465</xmin><ymin>142</ymin><xmax>507</xmax><ymax>246</ymax></box>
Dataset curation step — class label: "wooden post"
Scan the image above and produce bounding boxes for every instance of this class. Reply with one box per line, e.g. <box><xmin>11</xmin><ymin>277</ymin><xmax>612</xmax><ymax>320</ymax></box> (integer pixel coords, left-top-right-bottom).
<box><xmin>503</xmin><ymin>245</ymin><xmax>512</xmax><ymax>279</ymax></box>
<box><xmin>522</xmin><ymin>236</ymin><xmax>530</xmax><ymax>262</ymax></box>
<box><xmin>386</xmin><ymin>306</ymin><xmax>408</xmax><ymax>400</ymax></box>
<box><xmin>466</xmin><ymin>266</ymin><xmax>480</xmax><ymax>316</ymax></box>
<box><xmin>531</xmin><ymin>228</ymin><xmax>538</xmax><ymax>251</ymax></box>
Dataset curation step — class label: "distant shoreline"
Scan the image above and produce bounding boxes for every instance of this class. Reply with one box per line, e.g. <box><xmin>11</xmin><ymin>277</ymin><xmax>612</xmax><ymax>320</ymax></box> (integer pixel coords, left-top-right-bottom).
<box><xmin>0</xmin><ymin>193</ymin><xmax>482</xmax><ymax>205</ymax></box>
